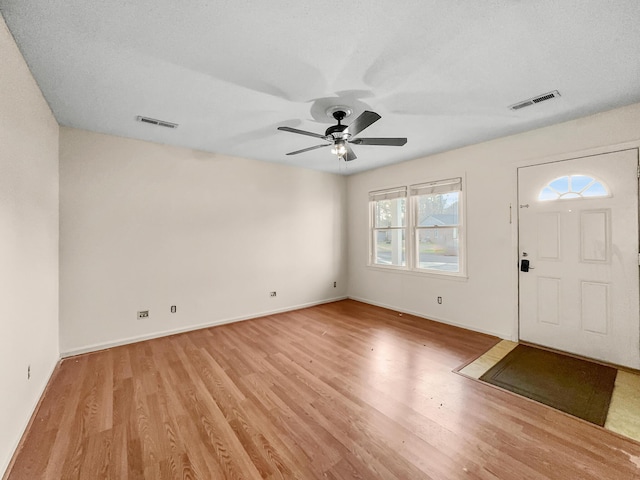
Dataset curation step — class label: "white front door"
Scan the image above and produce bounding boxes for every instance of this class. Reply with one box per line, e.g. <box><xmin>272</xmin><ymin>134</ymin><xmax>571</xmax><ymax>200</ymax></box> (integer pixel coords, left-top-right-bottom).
<box><xmin>518</xmin><ymin>149</ymin><xmax>640</xmax><ymax>369</ymax></box>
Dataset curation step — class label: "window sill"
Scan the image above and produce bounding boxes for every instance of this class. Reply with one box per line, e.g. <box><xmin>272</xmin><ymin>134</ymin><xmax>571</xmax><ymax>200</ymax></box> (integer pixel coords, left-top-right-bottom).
<box><xmin>366</xmin><ymin>264</ymin><xmax>469</xmax><ymax>281</ymax></box>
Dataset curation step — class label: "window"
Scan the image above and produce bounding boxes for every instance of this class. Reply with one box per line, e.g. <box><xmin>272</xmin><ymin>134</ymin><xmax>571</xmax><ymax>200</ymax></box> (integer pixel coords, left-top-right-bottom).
<box><xmin>538</xmin><ymin>175</ymin><xmax>608</xmax><ymax>201</ymax></box>
<box><xmin>412</xmin><ymin>178</ymin><xmax>463</xmax><ymax>273</ymax></box>
<box><xmin>368</xmin><ymin>178</ymin><xmax>464</xmax><ymax>276</ymax></box>
<box><xmin>369</xmin><ymin>187</ymin><xmax>407</xmax><ymax>267</ymax></box>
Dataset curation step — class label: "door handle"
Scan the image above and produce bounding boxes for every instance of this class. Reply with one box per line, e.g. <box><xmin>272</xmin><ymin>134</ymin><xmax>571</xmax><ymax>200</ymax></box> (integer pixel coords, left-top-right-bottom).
<box><xmin>520</xmin><ymin>259</ymin><xmax>535</xmax><ymax>272</ymax></box>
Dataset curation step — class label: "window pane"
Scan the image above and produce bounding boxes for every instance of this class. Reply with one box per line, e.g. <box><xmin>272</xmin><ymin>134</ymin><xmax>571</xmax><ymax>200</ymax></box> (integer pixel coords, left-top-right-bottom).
<box><xmin>416</xmin><ymin>192</ymin><xmax>460</xmax><ymax>226</ymax></box>
<box><xmin>539</xmin><ymin>175</ymin><xmax>608</xmax><ymax>201</ymax></box>
<box><xmin>375</xmin><ymin>198</ymin><xmax>406</xmax><ymax>228</ymax></box>
<box><xmin>549</xmin><ymin>176</ymin><xmax>569</xmax><ymax>193</ymax></box>
<box><xmin>570</xmin><ymin>175</ymin><xmax>593</xmax><ymax>192</ymax></box>
<box><xmin>582</xmin><ymin>182</ymin><xmax>608</xmax><ymax>197</ymax></box>
<box><xmin>374</xmin><ymin>229</ymin><xmax>406</xmax><ymax>266</ymax></box>
<box><xmin>416</xmin><ymin>227</ymin><xmax>459</xmax><ymax>272</ymax></box>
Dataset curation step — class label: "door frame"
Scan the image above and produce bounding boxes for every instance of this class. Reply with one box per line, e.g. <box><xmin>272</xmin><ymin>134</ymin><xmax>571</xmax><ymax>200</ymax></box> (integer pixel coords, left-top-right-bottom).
<box><xmin>512</xmin><ymin>141</ymin><xmax>640</xmax><ymax>346</ymax></box>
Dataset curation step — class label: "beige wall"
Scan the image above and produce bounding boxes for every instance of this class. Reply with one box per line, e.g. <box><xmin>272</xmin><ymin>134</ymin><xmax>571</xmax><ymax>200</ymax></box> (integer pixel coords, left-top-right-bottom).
<box><xmin>59</xmin><ymin>128</ymin><xmax>348</xmax><ymax>355</ymax></box>
<box><xmin>0</xmin><ymin>15</ymin><xmax>60</xmax><ymax>475</ymax></box>
<box><xmin>347</xmin><ymin>102</ymin><xmax>640</xmax><ymax>340</ymax></box>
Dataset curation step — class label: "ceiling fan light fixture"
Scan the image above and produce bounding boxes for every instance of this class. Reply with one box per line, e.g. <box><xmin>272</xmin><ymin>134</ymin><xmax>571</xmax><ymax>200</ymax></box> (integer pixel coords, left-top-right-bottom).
<box><xmin>332</xmin><ymin>140</ymin><xmax>347</xmax><ymax>156</ymax></box>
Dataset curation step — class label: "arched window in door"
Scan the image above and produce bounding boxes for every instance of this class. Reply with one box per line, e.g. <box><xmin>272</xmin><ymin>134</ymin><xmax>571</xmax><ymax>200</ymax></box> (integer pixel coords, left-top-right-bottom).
<box><xmin>538</xmin><ymin>174</ymin><xmax>609</xmax><ymax>201</ymax></box>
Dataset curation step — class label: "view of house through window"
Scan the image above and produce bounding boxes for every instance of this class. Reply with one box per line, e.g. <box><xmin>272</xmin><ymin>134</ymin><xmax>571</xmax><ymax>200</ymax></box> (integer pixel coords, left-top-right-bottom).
<box><xmin>370</xmin><ymin>188</ymin><xmax>407</xmax><ymax>267</ymax></box>
<box><xmin>369</xmin><ymin>178</ymin><xmax>464</xmax><ymax>275</ymax></box>
<box><xmin>412</xmin><ymin>179</ymin><xmax>462</xmax><ymax>272</ymax></box>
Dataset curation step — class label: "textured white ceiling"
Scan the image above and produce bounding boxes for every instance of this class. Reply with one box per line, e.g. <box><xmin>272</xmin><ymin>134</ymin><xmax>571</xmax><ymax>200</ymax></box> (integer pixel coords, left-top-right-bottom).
<box><xmin>2</xmin><ymin>1</ymin><xmax>640</xmax><ymax>174</ymax></box>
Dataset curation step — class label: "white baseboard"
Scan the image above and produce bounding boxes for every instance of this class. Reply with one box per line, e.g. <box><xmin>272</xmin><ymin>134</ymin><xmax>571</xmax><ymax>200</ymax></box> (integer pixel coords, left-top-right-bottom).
<box><xmin>348</xmin><ymin>295</ymin><xmax>511</xmax><ymax>340</ymax></box>
<box><xmin>61</xmin><ymin>296</ymin><xmax>348</xmax><ymax>358</ymax></box>
<box><xmin>2</xmin><ymin>356</ymin><xmax>59</xmax><ymax>479</ymax></box>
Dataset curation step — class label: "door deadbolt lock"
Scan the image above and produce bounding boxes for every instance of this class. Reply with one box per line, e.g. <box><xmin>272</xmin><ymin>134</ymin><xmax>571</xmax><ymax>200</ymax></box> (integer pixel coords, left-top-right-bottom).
<box><xmin>520</xmin><ymin>259</ymin><xmax>535</xmax><ymax>271</ymax></box>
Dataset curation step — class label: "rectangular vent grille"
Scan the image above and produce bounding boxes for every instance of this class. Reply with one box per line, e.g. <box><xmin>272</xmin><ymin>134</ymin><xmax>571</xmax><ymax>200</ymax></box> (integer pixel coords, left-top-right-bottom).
<box><xmin>136</xmin><ymin>116</ymin><xmax>178</xmax><ymax>129</ymax></box>
<box><xmin>509</xmin><ymin>90</ymin><xmax>560</xmax><ymax>111</ymax></box>
<box><xmin>532</xmin><ymin>93</ymin><xmax>556</xmax><ymax>103</ymax></box>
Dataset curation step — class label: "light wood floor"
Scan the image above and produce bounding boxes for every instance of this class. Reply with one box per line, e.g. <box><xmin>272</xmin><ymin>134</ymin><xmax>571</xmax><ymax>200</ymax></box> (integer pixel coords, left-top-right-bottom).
<box><xmin>459</xmin><ymin>340</ymin><xmax>640</xmax><ymax>443</ymax></box>
<box><xmin>6</xmin><ymin>300</ymin><xmax>640</xmax><ymax>479</ymax></box>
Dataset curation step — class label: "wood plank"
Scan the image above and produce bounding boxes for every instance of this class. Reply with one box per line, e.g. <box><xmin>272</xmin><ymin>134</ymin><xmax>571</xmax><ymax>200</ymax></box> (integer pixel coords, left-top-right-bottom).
<box><xmin>5</xmin><ymin>300</ymin><xmax>640</xmax><ymax>479</ymax></box>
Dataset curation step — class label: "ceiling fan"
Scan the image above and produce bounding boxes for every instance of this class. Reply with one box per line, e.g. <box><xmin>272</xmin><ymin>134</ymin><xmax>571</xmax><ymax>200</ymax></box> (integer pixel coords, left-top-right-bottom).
<box><xmin>277</xmin><ymin>108</ymin><xmax>407</xmax><ymax>161</ymax></box>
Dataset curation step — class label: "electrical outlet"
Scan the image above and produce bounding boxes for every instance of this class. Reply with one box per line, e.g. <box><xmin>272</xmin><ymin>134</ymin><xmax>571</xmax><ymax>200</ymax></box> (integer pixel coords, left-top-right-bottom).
<box><xmin>270</xmin><ymin>291</ymin><xmax>277</xmax><ymax>297</ymax></box>
<box><xmin>437</xmin><ymin>296</ymin><xmax>443</xmax><ymax>304</ymax></box>
<box><xmin>171</xmin><ymin>305</ymin><xmax>177</xmax><ymax>313</ymax></box>
<box><xmin>138</xmin><ymin>310</ymin><xmax>149</xmax><ymax>319</ymax></box>
<box><xmin>333</xmin><ymin>281</ymin><xmax>337</xmax><ymax>288</ymax></box>
<box><xmin>27</xmin><ymin>365</ymin><xmax>31</xmax><ymax>380</ymax></box>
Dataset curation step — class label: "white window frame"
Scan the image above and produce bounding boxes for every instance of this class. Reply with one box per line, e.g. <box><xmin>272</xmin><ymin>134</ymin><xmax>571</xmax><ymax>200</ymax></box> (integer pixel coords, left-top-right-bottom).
<box><xmin>368</xmin><ymin>177</ymin><xmax>466</xmax><ymax>278</ymax></box>
<box><xmin>369</xmin><ymin>187</ymin><xmax>407</xmax><ymax>269</ymax></box>
<box><xmin>410</xmin><ymin>178</ymin><xmax>465</xmax><ymax>277</ymax></box>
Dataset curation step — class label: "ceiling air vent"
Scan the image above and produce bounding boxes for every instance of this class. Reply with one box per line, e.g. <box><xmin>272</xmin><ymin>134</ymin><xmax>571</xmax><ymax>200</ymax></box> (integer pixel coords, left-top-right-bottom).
<box><xmin>509</xmin><ymin>90</ymin><xmax>560</xmax><ymax>111</ymax></box>
<box><xmin>136</xmin><ymin>116</ymin><xmax>178</xmax><ymax>129</ymax></box>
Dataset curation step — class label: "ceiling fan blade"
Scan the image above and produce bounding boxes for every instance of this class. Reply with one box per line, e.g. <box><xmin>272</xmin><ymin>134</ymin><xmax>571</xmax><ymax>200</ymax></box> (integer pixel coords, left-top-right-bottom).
<box><xmin>278</xmin><ymin>126</ymin><xmax>327</xmax><ymax>140</ymax></box>
<box><xmin>350</xmin><ymin>137</ymin><xmax>407</xmax><ymax>146</ymax></box>
<box><xmin>347</xmin><ymin>110</ymin><xmax>381</xmax><ymax>137</ymax></box>
<box><xmin>343</xmin><ymin>144</ymin><xmax>357</xmax><ymax>162</ymax></box>
<box><xmin>286</xmin><ymin>144</ymin><xmax>331</xmax><ymax>156</ymax></box>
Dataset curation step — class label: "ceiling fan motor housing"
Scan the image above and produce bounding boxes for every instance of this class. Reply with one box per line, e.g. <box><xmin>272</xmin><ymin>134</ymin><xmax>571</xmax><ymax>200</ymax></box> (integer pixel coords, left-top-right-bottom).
<box><xmin>325</xmin><ymin>111</ymin><xmax>350</xmax><ymax>139</ymax></box>
<box><xmin>325</xmin><ymin>124</ymin><xmax>349</xmax><ymax>139</ymax></box>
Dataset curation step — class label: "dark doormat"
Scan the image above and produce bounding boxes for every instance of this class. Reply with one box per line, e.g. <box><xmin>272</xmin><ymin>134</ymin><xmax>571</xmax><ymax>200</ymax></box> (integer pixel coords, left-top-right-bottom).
<box><xmin>479</xmin><ymin>344</ymin><xmax>617</xmax><ymax>426</ymax></box>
